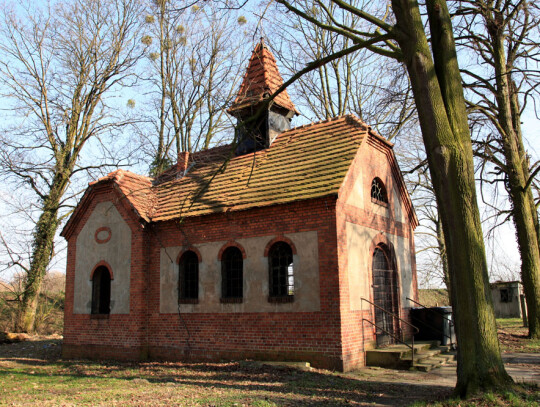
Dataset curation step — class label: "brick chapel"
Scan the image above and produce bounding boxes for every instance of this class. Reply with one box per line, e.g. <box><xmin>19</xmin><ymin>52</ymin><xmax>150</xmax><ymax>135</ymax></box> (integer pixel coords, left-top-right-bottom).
<box><xmin>61</xmin><ymin>40</ymin><xmax>419</xmax><ymax>372</ymax></box>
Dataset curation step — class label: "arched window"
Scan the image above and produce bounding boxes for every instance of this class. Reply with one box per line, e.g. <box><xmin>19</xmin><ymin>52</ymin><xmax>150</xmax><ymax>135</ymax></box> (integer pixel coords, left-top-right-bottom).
<box><xmin>268</xmin><ymin>242</ymin><xmax>294</xmax><ymax>300</ymax></box>
<box><xmin>373</xmin><ymin>247</ymin><xmax>389</xmax><ymax>271</ymax></box>
<box><xmin>178</xmin><ymin>250</ymin><xmax>199</xmax><ymax>302</ymax></box>
<box><xmin>371</xmin><ymin>177</ymin><xmax>388</xmax><ymax>204</ymax></box>
<box><xmin>221</xmin><ymin>246</ymin><xmax>243</xmax><ymax>300</ymax></box>
<box><xmin>91</xmin><ymin>266</ymin><xmax>111</xmax><ymax>315</ymax></box>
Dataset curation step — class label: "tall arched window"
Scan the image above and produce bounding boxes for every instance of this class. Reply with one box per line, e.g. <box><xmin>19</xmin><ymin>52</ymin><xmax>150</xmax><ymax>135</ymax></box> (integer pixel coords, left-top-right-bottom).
<box><xmin>178</xmin><ymin>250</ymin><xmax>199</xmax><ymax>302</ymax></box>
<box><xmin>91</xmin><ymin>266</ymin><xmax>111</xmax><ymax>315</ymax></box>
<box><xmin>268</xmin><ymin>242</ymin><xmax>294</xmax><ymax>300</ymax></box>
<box><xmin>221</xmin><ymin>246</ymin><xmax>243</xmax><ymax>301</ymax></box>
<box><xmin>371</xmin><ymin>177</ymin><xmax>388</xmax><ymax>204</ymax></box>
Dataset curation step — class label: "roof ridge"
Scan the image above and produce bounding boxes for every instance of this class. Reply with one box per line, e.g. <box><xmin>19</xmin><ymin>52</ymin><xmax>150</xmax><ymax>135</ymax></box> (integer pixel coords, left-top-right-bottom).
<box><xmin>283</xmin><ymin>114</ymin><xmax>350</xmax><ymax>133</ymax></box>
<box><xmin>121</xmin><ymin>170</ymin><xmax>153</xmax><ymax>181</ymax></box>
<box><xmin>259</xmin><ymin>43</ymin><xmax>270</xmax><ymax>94</ymax></box>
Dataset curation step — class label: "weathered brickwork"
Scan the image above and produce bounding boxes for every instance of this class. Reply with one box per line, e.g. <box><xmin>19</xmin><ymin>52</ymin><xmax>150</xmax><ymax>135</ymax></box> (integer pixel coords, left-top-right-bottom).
<box><xmin>64</xmin><ymin>188</ymin><xmax>348</xmax><ymax>370</ymax></box>
<box><xmin>63</xmin><ymin>132</ymin><xmax>418</xmax><ymax>372</ymax></box>
<box><xmin>336</xmin><ymin>135</ymin><xmax>419</xmax><ymax>371</ymax></box>
<box><xmin>62</xmin><ymin>38</ymin><xmax>418</xmax><ymax>371</ymax></box>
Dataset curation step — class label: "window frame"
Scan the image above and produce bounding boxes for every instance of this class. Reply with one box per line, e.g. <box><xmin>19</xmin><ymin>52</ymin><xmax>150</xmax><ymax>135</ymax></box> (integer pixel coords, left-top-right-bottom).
<box><xmin>500</xmin><ymin>288</ymin><xmax>512</xmax><ymax>303</ymax></box>
<box><xmin>371</xmin><ymin>177</ymin><xmax>389</xmax><ymax>206</ymax></box>
<box><xmin>220</xmin><ymin>246</ymin><xmax>244</xmax><ymax>303</ymax></box>
<box><xmin>268</xmin><ymin>241</ymin><xmax>295</xmax><ymax>303</ymax></box>
<box><xmin>178</xmin><ymin>250</ymin><xmax>200</xmax><ymax>304</ymax></box>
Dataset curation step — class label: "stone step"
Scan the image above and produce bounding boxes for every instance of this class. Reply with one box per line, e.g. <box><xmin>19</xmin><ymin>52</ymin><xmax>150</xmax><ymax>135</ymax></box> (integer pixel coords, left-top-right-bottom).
<box><xmin>366</xmin><ymin>341</ymin><xmax>455</xmax><ymax>371</ymax></box>
<box><xmin>400</xmin><ymin>348</ymin><xmax>443</xmax><ymax>363</ymax></box>
<box><xmin>413</xmin><ymin>353</ymin><xmax>455</xmax><ymax>372</ymax></box>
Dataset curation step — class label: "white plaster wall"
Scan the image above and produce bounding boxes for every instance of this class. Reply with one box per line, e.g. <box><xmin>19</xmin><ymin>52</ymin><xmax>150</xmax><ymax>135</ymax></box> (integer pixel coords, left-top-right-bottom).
<box><xmin>345</xmin><ymin>165</ymin><xmax>391</xmax><ymax>218</ymax></box>
<box><xmin>160</xmin><ymin>231</ymin><xmax>320</xmax><ymax>313</ymax></box>
<box><xmin>346</xmin><ymin>222</ymin><xmax>413</xmax><ymax>311</ymax></box>
<box><xmin>491</xmin><ymin>283</ymin><xmax>524</xmax><ymax>318</ymax></box>
<box><xmin>74</xmin><ymin>201</ymin><xmax>132</xmax><ymax>314</ymax></box>
<box><xmin>393</xmin><ymin>186</ymin><xmax>406</xmax><ymax>223</ymax></box>
<box><xmin>345</xmin><ymin>167</ymin><xmax>364</xmax><ymax>209</ymax></box>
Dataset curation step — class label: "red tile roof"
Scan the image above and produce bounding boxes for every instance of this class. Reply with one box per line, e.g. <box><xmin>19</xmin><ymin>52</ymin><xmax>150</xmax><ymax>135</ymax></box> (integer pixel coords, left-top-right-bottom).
<box><xmin>62</xmin><ymin>114</ymin><xmax>418</xmax><ymax>236</ymax></box>
<box><xmin>151</xmin><ymin>115</ymin><xmax>366</xmax><ymax>221</ymax></box>
<box><xmin>90</xmin><ymin>169</ymin><xmax>155</xmax><ymax>222</ymax></box>
<box><xmin>228</xmin><ymin>40</ymin><xmax>299</xmax><ymax>115</ymax></box>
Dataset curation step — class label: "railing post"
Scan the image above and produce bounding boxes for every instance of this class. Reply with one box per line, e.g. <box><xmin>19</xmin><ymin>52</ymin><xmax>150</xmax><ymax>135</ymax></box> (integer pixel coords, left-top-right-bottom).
<box><xmin>361</xmin><ymin>297</ymin><xmax>419</xmax><ymax>368</ymax></box>
<box><xmin>411</xmin><ymin>334</ymin><xmax>414</xmax><ymax>367</ymax></box>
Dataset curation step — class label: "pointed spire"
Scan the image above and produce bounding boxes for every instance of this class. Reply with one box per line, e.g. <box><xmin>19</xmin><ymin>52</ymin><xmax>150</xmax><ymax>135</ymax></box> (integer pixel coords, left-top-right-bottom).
<box><xmin>227</xmin><ymin>38</ymin><xmax>299</xmax><ymax>116</ymax></box>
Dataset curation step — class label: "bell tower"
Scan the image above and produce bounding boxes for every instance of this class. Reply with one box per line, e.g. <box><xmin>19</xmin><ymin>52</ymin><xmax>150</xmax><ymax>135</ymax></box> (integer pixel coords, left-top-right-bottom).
<box><xmin>227</xmin><ymin>39</ymin><xmax>299</xmax><ymax>155</ymax></box>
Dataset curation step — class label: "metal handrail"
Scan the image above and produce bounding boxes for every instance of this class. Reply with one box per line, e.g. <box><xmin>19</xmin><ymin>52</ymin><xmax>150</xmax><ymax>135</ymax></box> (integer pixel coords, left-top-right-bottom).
<box><xmin>407</xmin><ymin>297</ymin><xmax>454</xmax><ymax>347</ymax></box>
<box><xmin>361</xmin><ymin>297</ymin><xmax>420</xmax><ymax>367</ymax></box>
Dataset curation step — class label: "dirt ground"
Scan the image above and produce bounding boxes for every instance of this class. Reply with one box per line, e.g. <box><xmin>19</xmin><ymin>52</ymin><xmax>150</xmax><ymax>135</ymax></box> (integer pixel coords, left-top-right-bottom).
<box><xmin>0</xmin><ymin>335</ymin><xmax>539</xmax><ymax>406</ymax></box>
<box><xmin>0</xmin><ymin>337</ymin><xmax>456</xmax><ymax>406</ymax></box>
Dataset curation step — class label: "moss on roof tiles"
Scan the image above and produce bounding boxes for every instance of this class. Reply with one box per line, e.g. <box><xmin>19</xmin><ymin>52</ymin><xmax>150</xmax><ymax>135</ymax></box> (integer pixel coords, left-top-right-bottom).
<box><xmin>85</xmin><ymin>115</ymin><xmax>368</xmax><ymax>223</ymax></box>
<box><xmin>148</xmin><ymin>115</ymin><xmax>367</xmax><ymax>222</ymax></box>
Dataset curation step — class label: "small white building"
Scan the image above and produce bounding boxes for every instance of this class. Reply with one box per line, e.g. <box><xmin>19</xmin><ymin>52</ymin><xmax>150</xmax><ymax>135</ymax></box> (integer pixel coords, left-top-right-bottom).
<box><xmin>490</xmin><ymin>281</ymin><xmax>526</xmax><ymax>319</ymax></box>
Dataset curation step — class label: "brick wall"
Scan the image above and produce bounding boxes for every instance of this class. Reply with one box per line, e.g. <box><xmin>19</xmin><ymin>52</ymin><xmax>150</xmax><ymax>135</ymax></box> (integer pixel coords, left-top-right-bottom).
<box><xmin>63</xmin><ymin>183</ymin><xmax>149</xmax><ymax>360</ymax></box>
<box><xmin>64</xmin><ymin>190</ymin><xmax>346</xmax><ymax>370</ymax></box>
<box><xmin>335</xmin><ymin>135</ymin><xmax>419</xmax><ymax>371</ymax></box>
<box><xmin>63</xmin><ymin>134</ymin><xmax>418</xmax><ymax>372</ymax></box>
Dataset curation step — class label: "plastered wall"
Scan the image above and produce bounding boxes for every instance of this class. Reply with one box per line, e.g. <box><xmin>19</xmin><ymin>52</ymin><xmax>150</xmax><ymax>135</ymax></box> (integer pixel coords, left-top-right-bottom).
<box><xmin>339</xmin><ymin>138</ymin><xmax>415</xmax><ymax>312</ymax></box>
<box><xmin>345</xmin><ymin>221</ymin><xmax>413</xmax><ymax>311</ymax></box>
<box><xmin>491</xmin><ymin>283</ymin><xmax>524</xmax><ymax>318</ymax></box>
<box><xmin>393</xmin><ymin>186</ymin><xmax>405</xmax><ymax>223</ymax></box>
<box><xmin>160</xmin><ymin>231</ymin><xmax>320</xmax><ymax>313</ymax></box>
<box><xmin>73</xmin><ymin>201</ymin><xmax>131</xmax><ymax>314</ymax></box>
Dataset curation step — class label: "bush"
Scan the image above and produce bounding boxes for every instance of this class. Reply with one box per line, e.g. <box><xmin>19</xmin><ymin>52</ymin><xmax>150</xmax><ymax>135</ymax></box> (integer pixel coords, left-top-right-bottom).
<box><xmin>0</xmin><ymin>272</ymin><xmax>65</xmax><ymax>335</ymax></box>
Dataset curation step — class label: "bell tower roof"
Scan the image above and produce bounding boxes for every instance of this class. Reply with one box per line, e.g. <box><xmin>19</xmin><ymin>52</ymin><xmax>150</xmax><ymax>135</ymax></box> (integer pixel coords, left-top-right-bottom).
<box><xmin>228</xmin><ymin>39</ymin><xmax>299</xmax><ymax>117</ymax></box>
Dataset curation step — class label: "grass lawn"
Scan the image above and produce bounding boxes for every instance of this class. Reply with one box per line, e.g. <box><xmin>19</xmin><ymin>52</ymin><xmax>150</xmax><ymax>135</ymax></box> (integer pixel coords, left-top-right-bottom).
<box><xmin>0</xmin><ymin>351</ymin><xmax>453</xmax><ymax>406</ymax></box>
<box><xmin>0</xmin><ymin>318</ymin><xmax>539</xmax><ymax>406</ymax></box>
<box><xmin>1</xmin><ymin>354</ymin><xmax>537</xmax><ymax>406</ymax></box>
<box><xmin>497</xmin><ymin>318</ymin><xmax>540</xmax><ymax>353</ymax></box>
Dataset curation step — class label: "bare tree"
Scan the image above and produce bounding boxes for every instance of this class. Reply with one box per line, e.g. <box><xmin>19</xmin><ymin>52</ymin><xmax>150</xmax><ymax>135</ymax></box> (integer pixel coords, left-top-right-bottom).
<box><xmin>397</xmin><ymin>131</ymin><xmax>450</xmax><ymax>290</ymax></box>
<box><xmin>141</xmin><ymin>0</ymin><xmax>249</xmax><ymax>175</ymax></box>
<box><xmin>0</xmin><ymin>0</ymin><xmax>145</xmax><ymax>332</ymax></box>
<box><xmin>268</xmin><ymin>4</ymin><xmax>454</xmax><ymax>294</ymax></box>
<box><xmin>270</xmin><ymin>2</ymin><xmax>416</xmax><ymax>140</ymax></box>
<box><xmin>270</xmin><ymin>0</ymin><xmax>512</xmax><ymax>396</ymax></box>
<box><xmin>452</xmin><ymin>0</ymin><xmax>540</xmax><ymax>337</ymax></box>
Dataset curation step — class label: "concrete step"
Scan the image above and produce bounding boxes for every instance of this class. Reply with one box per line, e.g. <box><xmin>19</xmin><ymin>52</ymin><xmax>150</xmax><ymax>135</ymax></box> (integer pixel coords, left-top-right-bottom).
<box><xmin>366</xmin><ymin>341</ymin><xmax>455</xmax><ymax>371</ymax></box>
<box><xmin>413</xmin><ymin>353</ymin><xmax>455</xmax><ymax>372</ymax></box>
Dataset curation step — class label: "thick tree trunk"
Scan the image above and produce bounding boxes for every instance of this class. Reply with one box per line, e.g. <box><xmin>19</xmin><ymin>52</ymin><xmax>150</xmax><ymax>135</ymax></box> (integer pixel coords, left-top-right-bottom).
<box><xmin>435</xmin><ymin>216</ymin><xmax>450</xmax><ymax>293</ymax></box>
<box><xmin>16</xmin><ymin>174</ymin><xmax>67</xmax><ymax>333</ymax></box>
<box><xmin>391</xmin><ymin>0</ymin><xmax>512</xmax><ymax>396</ymax></box>
<box><xmin>487</xmin><ymin>23</ymin><xmax>540</xmax><ymax>338</ymax></box>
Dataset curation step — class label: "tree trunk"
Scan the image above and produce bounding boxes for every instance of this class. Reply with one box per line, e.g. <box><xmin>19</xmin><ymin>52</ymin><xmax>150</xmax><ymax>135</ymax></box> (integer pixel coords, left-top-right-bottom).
<box><xmin>436</xmin><ymin>216</ymin><xmax>450</xmax><ymax>293</ymax></box>
<box><xmin>487</xmin><ymin>19</ymin><xmax>540</xmax><ymax>338</ymax></box>
<box><xmin>16</xmin><ymin>172</ymin><xmax>67</xmax><ymax>333</ymax></box>
<box><xmin>391</xmin><ymin>0</ymin><xmax>512</xmax><ymax>396</ymax></box>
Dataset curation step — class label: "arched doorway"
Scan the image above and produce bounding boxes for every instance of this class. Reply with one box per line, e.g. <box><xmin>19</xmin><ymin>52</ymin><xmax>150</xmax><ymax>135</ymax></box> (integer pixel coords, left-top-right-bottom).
<box><xmin>372</xmin><ymin>246</ymin><xmax>399</xmax><ymax>346</ymax></box>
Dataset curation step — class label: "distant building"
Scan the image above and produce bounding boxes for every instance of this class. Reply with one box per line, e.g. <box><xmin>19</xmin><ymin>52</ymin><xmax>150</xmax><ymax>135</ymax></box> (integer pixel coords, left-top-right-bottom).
<box><xmin>61</xmin><ymin>39</ymin><xmax>419</xmax><ymax>371</ymax></box>
<box><xmin>490</xmin><ymin>281</ymin><xmax>526</xmax><ymax>318</ymax></box>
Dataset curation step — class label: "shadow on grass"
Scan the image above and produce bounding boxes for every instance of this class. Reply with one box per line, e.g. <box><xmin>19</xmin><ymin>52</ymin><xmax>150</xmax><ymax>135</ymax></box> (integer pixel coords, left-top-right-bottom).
<box><xmin>1</xmin><ymin>351</ymin><xmax>454</xmax><ymax>406</ymax></box>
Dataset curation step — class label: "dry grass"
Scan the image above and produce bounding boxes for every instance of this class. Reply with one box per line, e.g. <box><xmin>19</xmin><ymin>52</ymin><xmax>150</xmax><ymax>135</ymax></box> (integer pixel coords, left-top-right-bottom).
<box><xmin>498</xmin><ymin>318</ymin><xmax>540</xmax><ymax>354</ymax></box>
<box><xmin>0</xmin><ymin>343</ymin><xmax>455</xmax><ymax>406</ymax></box>
<box><xmin>410</xmin><ymin>386</ymin><xmax>539</xmax><ymax>407</ymax></box>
